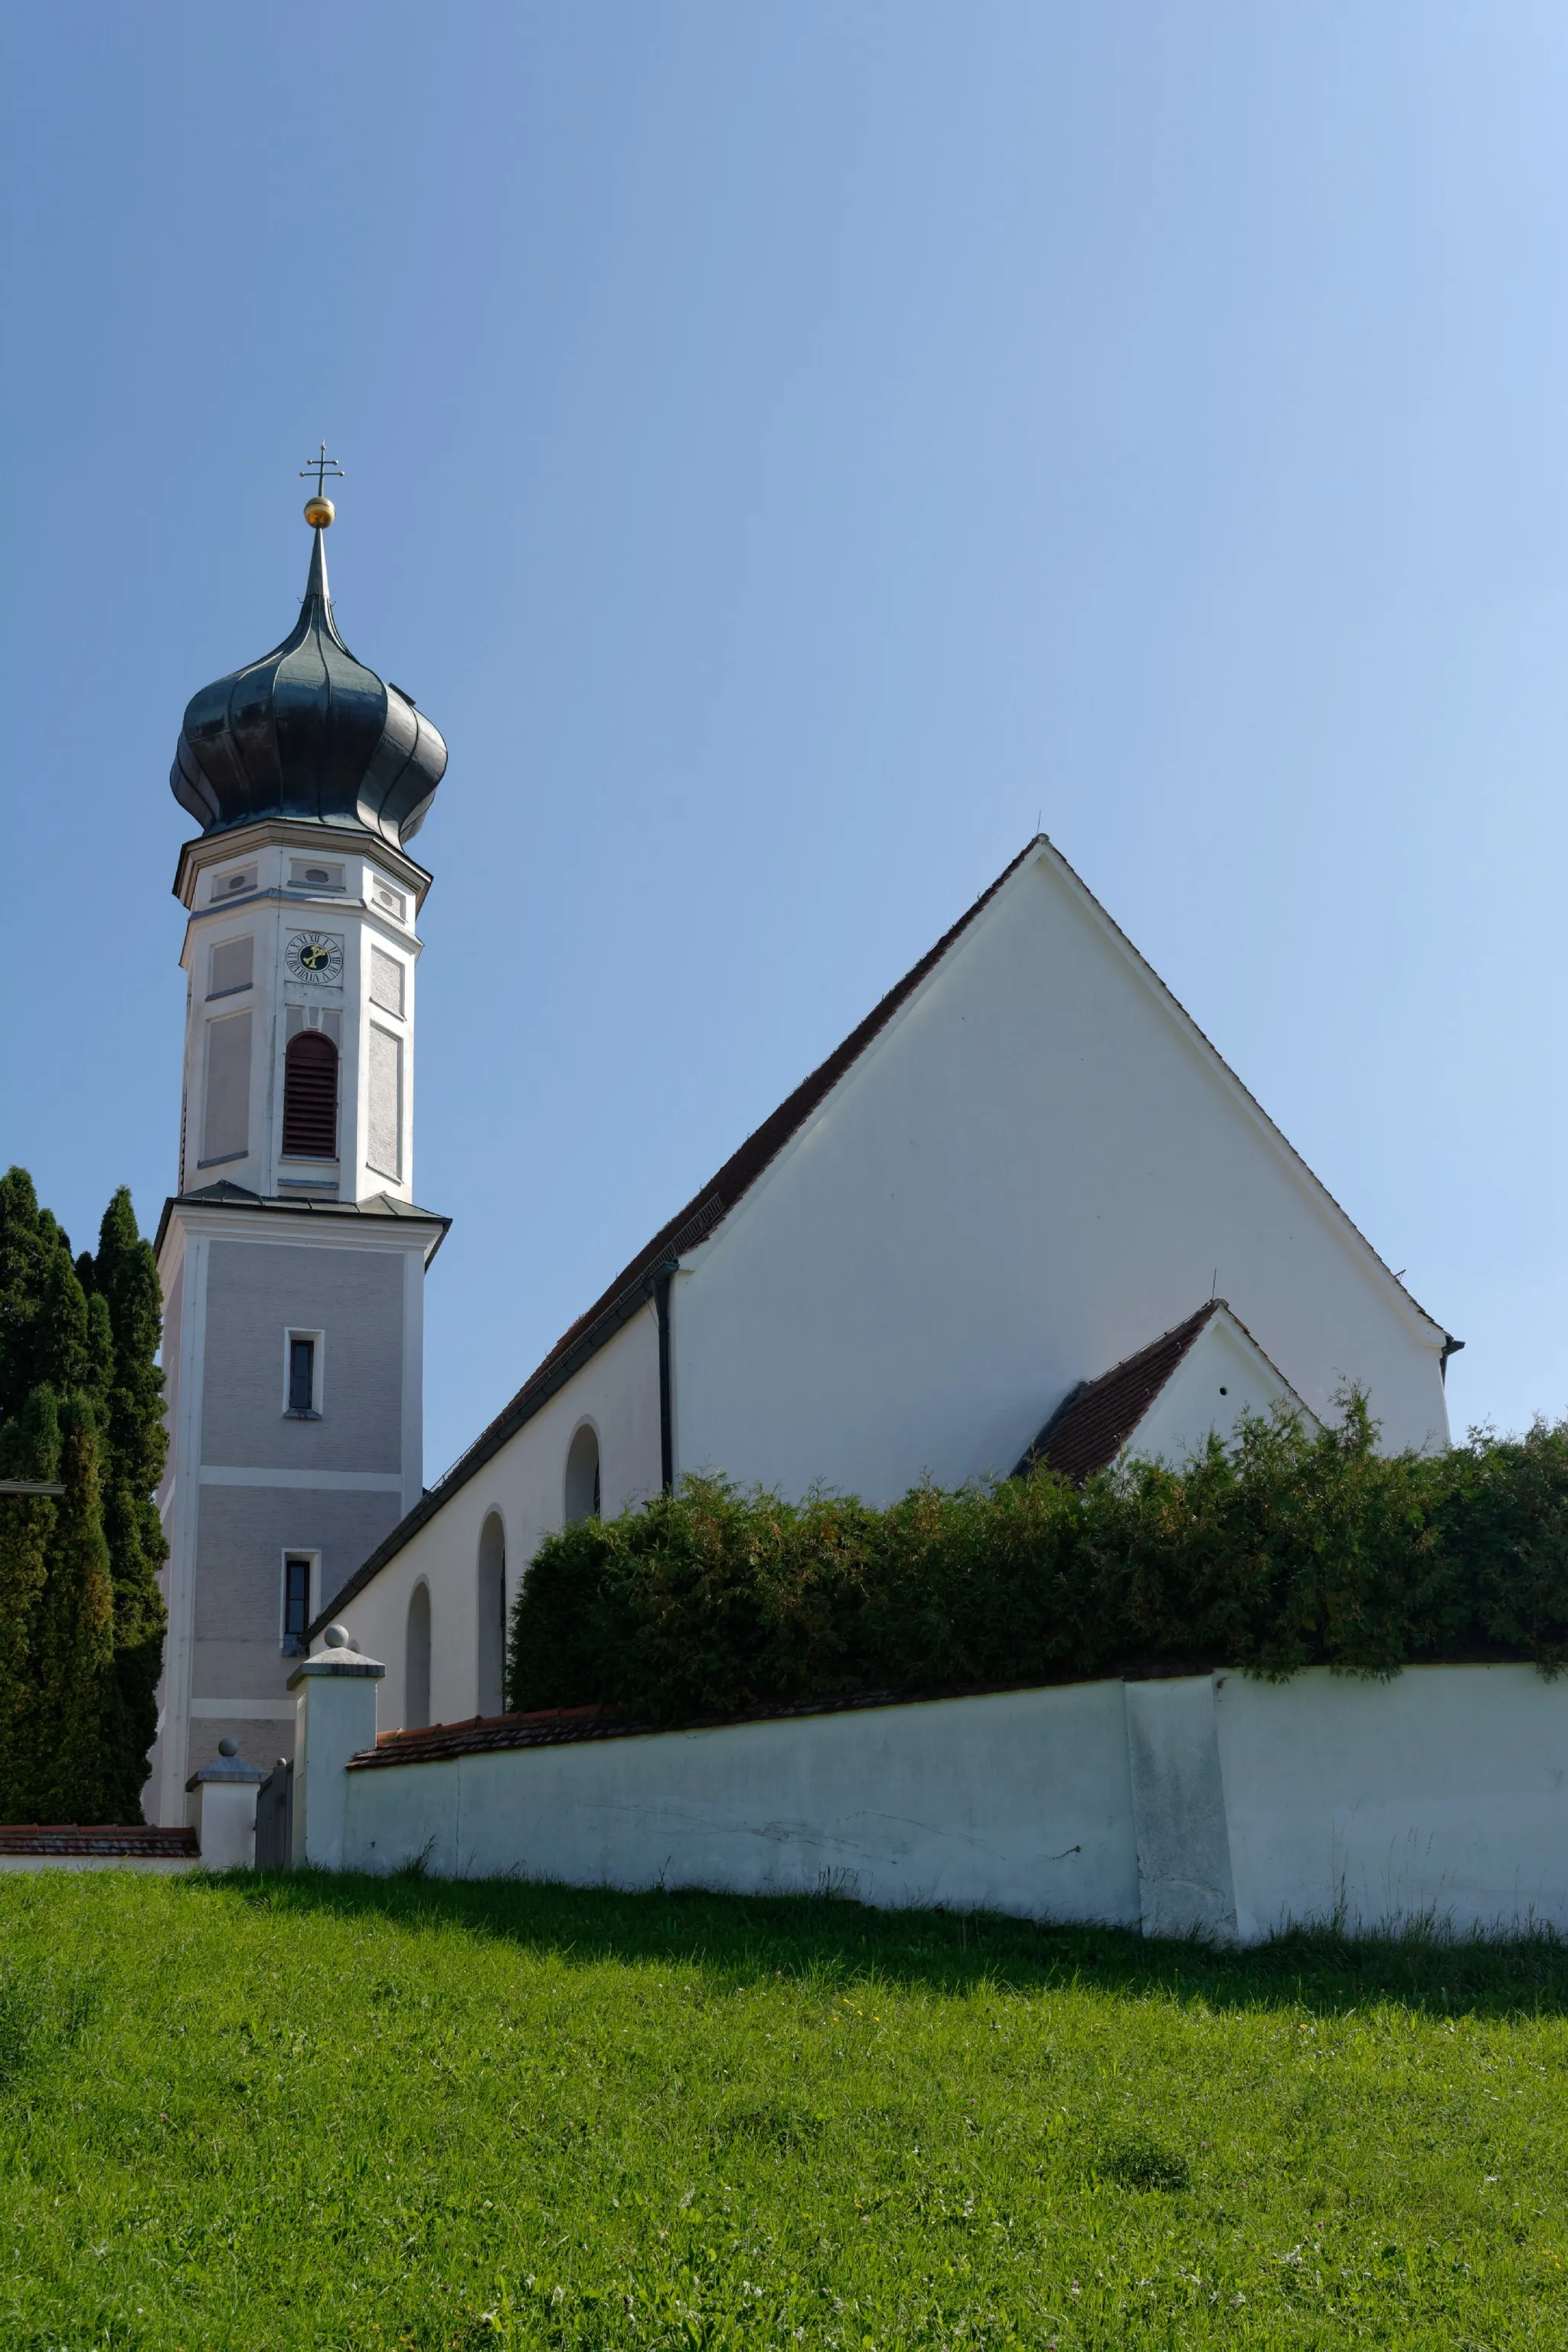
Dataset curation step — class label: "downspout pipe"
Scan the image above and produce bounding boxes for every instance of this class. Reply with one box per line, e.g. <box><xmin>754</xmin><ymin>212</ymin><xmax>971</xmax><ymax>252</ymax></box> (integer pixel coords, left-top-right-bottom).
<box><xmin>652</xmin><ymin>1259</ymin><xmax>678</xmax><ymax>1493</ymax></box>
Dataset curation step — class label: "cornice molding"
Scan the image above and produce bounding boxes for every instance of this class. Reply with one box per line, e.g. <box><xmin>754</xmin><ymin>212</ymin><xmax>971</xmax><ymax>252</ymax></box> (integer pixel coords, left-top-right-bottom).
<box><xmin>156</xmin><ymin>1192</ymin><xmax>449</xmax><ymax>1277</ymax></box>
<box><xmin>172</xmin><ymin>819</ymin><xmax>433</xmax><ymax>913</ymax></box>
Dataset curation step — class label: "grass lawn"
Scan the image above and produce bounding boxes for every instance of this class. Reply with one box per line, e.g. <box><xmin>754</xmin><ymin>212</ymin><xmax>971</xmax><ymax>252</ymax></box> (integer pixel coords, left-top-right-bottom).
<box><xmin>1</xmin><ymin>1873</ymin><xmax>1566</xmax><ymax>2348</ymax></box>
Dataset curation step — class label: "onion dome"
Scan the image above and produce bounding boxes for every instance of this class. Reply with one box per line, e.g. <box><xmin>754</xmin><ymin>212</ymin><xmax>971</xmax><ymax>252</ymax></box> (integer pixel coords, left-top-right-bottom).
<box><xmin>170</xmin><ymin>525</ymin><xmax>447</xmax><ymax>849</ymax></box>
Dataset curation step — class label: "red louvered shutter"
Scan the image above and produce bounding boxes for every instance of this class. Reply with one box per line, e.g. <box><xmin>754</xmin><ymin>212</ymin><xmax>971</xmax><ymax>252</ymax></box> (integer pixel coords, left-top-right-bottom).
<box><xmin>283</xmin><ymin>1031</ymin><xmax>338</xmax><ymax>1158</ymax></box>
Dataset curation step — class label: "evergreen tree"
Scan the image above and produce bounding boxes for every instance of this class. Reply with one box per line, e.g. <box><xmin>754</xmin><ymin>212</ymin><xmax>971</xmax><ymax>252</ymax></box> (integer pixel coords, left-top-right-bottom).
<box><xmin>84</xmin><ymin>1188</ymin><xmax>168</xmax><ymax>1820</ymax></box>
<box><xmin>23</xmin><ymin>1392</ymin><xmax>116</xmax><ymax>1823</ymax></box>
<box><xmin>0</xmin><ymin>1387</ymin><xmax>60</xmax><ymax>1820</ymax></box>
<box><xmin>0</xmin><ymin>1169</ymin><xmax>166</xmax><ymax>1824</ymax></box>
<box><xmin>0</xmin><ymin>1168</ymin><xmax>55</xmax><ymax>1410</ymax></box>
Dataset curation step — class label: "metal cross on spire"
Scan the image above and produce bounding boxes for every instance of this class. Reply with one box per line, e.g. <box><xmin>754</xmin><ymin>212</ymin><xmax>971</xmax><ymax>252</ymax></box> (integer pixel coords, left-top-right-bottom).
<box><xmin>300</xmin><ymin>442</ymin><xmax>345</xmax><ymax>498</ymax></box>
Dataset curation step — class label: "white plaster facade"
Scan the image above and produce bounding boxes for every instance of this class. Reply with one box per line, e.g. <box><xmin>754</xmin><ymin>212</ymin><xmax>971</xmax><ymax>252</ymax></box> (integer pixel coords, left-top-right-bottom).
<box><xmin>305</xmin><ymin>1664</ymin><xmax>1568</xmax><ymax>1943</ymax></box>
<box><xmin>150</xmin><ymin>818</ymin><xmax>446</xmax><ymax>1824</ymax></box>
<box><xmin>326</xmin><ymin>838</ymin><xmax>1454</xmax><ymax>1733</ymax></box>
<box><xmin>345</xmin><ymin>1311</ymin><xmax>662</xmax><ymax>1732</ymax></box>
<box><xmin>671</xmin><ymin>847</ymin><xmax>1446</xmax><ymax>1495</ymax></box>
<box><xmin>173</xmin><ymin>819</ymin><xmax>425</xmax><ymax>1208</ymax></box>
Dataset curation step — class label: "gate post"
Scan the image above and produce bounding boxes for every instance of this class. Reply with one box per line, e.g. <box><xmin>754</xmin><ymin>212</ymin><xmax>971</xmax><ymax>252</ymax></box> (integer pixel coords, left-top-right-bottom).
<box><xmin>186</xmin><ymin>1739</ymin><xmax>267</xmax><ymax>1869</ymax></box>
<box><xmin>287</xmin><ymin>1625</ymin><xmax>385</xmax><ymax>1871</ymax></box>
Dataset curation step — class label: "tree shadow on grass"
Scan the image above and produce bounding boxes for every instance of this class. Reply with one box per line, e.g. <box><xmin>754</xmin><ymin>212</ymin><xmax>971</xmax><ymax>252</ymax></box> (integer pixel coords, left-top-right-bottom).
<box><xmin>213</xmin><ymin>1868</ymin><xmax>1568</xmax><ymax>2020</ymax></box>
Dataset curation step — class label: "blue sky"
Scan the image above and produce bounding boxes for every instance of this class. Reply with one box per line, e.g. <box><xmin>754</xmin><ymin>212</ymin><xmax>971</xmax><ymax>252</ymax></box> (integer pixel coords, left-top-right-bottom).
<box><xmin>3</xmin><ymin>2</ymin><xmax>1567</xmax><ymax>1474</ymax></box>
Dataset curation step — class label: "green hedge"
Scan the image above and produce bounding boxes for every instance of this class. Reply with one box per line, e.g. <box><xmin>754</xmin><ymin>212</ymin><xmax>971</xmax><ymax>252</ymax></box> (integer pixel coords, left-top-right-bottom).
<box><xmin>505</xmin><ymin>1397</ymin><xmax>1568</xmax><ymax>1723</ymax></box>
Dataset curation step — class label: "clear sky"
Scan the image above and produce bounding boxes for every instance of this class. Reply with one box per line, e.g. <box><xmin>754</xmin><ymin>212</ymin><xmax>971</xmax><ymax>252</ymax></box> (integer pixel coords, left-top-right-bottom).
<box><xmin>3</xmin><ymin>2</ymin><xmax>1566</xmax><ymax>1475</ymax></box>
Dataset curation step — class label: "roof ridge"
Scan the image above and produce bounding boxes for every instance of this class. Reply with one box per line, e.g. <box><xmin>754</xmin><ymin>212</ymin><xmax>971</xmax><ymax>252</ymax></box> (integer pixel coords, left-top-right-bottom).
<box><xmin>430</xmin><ymin>838</ymin><xmax>1043</xmax><ymax>1474</ymax></box>
<box><xmin>1042</xmin><ymin>844</ymin><xmax>1449</xmax><ymax>1344</ymax></box>
<box><xmin>1067</xmin><ymin>1298</ymin><xmax>1220</xmax><ymax>1398</ymax></box>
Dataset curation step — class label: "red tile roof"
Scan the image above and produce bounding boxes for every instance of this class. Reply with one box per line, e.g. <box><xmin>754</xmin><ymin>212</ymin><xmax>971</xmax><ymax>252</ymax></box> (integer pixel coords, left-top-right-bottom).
<box><xmin>0</xmin><ymin>1824</ymin><xmax>199</xmax><ymax>1857</ymax></box>
<box><xmin>345</xmin><ymin>1681</ymin><xmax>1093</xmax><ymax>1768</ymax></box>
<box><xmin>1014</xmin><ymin>1302</ymin><xmax>1224</xmax><ymax>1483</ymax></box>
<box><xmin>354</xmin><ymin>1705</ymin><xmax>623</xmax><ymax>1767</ymax></box>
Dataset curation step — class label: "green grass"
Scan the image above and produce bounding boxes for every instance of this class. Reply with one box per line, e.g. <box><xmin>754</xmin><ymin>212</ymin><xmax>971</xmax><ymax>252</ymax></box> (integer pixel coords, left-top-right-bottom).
<box><xmin>2</xmin><ymin>1873</ymin><xmax>1566</xmax><ymax>2348</ymax></box>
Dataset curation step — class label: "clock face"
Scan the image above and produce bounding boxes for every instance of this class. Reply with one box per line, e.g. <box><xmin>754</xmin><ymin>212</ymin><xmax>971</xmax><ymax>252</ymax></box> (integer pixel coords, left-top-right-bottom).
<box><xmin>286</xmin><ymin>931</ymin><xmax>345</xmax><ymax>987</ymax></box>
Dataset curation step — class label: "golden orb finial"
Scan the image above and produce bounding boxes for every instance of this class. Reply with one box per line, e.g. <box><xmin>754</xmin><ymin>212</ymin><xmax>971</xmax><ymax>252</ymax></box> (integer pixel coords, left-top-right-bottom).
<box><xmin>299</xmin><ymin>441</ymin><xmax>345</xmax><ymax>531</ymax></box>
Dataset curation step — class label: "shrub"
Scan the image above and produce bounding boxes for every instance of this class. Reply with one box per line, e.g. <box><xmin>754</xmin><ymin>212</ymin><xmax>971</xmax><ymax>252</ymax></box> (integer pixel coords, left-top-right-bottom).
<box><xmin>506</xmin><ymin>1399</ymin><xmax>1568</xmax><ymax>1723</ymax></box>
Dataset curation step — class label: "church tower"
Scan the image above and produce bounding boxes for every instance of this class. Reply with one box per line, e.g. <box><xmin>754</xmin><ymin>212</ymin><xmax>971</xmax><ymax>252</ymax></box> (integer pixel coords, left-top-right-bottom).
<box><xmin>148</xmin><ymin>470</ymin><xmax>449</xmax><ymax>1825</ymax></box>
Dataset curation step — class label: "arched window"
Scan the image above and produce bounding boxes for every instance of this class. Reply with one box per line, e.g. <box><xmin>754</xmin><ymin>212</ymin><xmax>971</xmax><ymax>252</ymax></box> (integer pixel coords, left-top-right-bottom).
<box><xmin>564</xmin><ymin>1423</ymin><xmax>601</xmax><ymax>1526</ymax></box>
<box><xmin>405</xmin><ymin>1581</ymin><xmax>432</xmax><ymax>1730</ymax></box>
<box><xmin>476</xmin><ymin>1511</ymin><xmax>506</xmax><ymax>1718</ymax></box>
<box><xmin>283</xmin><ymin>1031</ymin><xmax>338</xmax><ymax>1158</ymax></box>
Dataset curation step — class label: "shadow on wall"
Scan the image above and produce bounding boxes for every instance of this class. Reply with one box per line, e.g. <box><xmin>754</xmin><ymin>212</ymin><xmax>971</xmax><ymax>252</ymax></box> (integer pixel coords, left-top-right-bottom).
<box><xmin>477</xmin><ymin>1513</ymin><xmax>505</xmax><ymax>1719</ymax></box>
<box><xmin>405</xmin><ymin>1583</ymin><xmax>431</xmax><ymax>1730</ymax></box>
<box><xmin>217</xmin><ymin>1871</ymin><xmax>1568</xmax><ymax>2020</ymax></box>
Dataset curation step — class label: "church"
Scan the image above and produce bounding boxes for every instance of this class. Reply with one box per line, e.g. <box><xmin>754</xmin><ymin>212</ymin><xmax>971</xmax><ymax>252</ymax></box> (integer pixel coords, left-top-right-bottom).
<box><xmin>151</xmin><ymin>492</ymin><xmax>1458</xmax><ymax>1820</ymax></box>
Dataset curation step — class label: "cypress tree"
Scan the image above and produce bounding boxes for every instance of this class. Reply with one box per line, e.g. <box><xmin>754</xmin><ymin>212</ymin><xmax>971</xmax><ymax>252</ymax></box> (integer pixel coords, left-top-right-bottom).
<box><xmin>0</xmin><ymin>1169</ymin><xmax>164</xmax><ymax>1824</ymax></box>
<box><xmin>0</xmin><ymin>1387</ymin><xmax>60</xmax><ymax>1821</ymax></box>
<box><xmin>0</xmin><ymin>1171</ymin><xmax>63</xmax><ymax>1817</ymax></box>
<box><xmin>23</xmin><ymin>1393</ymin><xmax>116</xmax><ymax>1823</ymax></box>
<box><xmin>84</xmin><ymin>1188</ymin><xmax>168</xmax><ymax>1821</ymax></box>
<box><xmin>0</xmin><ymin>1168</ymin><xmax>55</xmax><ymax>1410</ymax></box>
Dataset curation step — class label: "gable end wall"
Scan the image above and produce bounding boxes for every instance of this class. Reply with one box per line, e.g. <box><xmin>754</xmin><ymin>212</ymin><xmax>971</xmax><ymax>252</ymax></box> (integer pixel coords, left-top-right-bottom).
<box><xmin>671</xmin><ymin>848</ymin><xmax>1448</xmax><ymax>1502</ymax></box>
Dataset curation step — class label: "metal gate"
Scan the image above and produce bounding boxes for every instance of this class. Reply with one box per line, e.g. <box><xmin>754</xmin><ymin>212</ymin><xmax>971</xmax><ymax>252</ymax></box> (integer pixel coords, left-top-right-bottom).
<box><xmin>254</xmin><ymin>1756</ymin><xmax>293</xmax><ymax>1870</ymax></box>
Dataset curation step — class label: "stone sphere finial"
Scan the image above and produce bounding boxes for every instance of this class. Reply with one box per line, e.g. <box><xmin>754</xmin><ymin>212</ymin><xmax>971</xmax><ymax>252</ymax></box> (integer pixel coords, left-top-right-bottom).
<box><xmin>324</xmin><ymin>1623</ymin><xmax>350</xmax><ymax>1648</ymax></box>
<box><xmin>217</xmin><ymin>1736</ymin><xmax>238</xmax><ymax>1757</ymax></box>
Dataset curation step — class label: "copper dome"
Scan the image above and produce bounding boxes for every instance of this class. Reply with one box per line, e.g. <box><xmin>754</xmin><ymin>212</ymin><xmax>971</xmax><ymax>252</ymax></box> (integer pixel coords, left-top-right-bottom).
<box><xmin>170</xmin><ymin>529</ymin><xmax>447</xmax><ymax>850</ymax></box>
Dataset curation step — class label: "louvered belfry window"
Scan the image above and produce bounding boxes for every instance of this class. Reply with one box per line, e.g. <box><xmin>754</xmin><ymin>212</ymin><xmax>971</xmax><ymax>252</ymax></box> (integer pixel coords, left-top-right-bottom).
<box><xmin>283</xmin><ymin>1031</ymin><xmax>338</xmax><ymax>1158</ymax></box>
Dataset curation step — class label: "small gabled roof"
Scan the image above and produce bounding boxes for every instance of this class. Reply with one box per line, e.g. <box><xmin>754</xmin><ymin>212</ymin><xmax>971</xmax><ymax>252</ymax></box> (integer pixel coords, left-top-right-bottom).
<box><xmin>1014</xmin><ymin>1298</ymin><xmax>1307</xmax><ymax>1484</ymax></box>
<box><xmin>1014</xmin><ymin>1303</ymin><xmax>1226</xmax><ymax>1483</ymax></box>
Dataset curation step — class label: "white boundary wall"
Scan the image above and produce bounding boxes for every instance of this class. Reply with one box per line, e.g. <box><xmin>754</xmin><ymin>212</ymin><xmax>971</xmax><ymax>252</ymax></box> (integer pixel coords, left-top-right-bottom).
<box><xmin>318</xmin><ymin>1664</ymin><xmax>1568</xmax><ymax>1943</ymax></box>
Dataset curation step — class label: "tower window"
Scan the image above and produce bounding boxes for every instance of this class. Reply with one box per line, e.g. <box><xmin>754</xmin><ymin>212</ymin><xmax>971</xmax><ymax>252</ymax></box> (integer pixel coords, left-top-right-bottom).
<box><xmin>286</xmin><ymin>1336</ymin><xmax>317</xmax><ymax>1416</ymax></box>
<box><xmin>283</xmin><ymin>1557</ymin><xmax>312</xmax><ymax>1654</ymax></box>
<box><xmin>282</xmin><ymin>1031</ymin><xmax>338</xmax><ymax>1158</ymax></box>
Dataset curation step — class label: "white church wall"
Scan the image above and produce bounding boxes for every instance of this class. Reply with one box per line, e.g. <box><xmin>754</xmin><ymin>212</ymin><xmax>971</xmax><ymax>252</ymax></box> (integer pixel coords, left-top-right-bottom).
<box><xmin>1213</xmin><ymin>1665</ymin><xmax>1568</xmax><ymax>1940</ymax></box>
<box><xmin>1124</xmin><ymin>1309</ymin><xmax>1313</xmax><ymax>1471</ymax></box>
<box><xmin>311</xmin><ymin>1664</ymin><xmax>1568</xmax><ymax>1944</ymax></box>
<box><xmin>672</xmin><ymin>845</ymin><xmax>1449</xmax><ymax>1507</ymax></box>
<box><xmin>339</xmin><ymin>1681</ymin><xmax>1145</xmax><ymax>1923</ymax></box>
<box><xmin>340</xmin><ymin>1305</ymin><xmax>662</xmax><ymax>1730</ymax></box>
